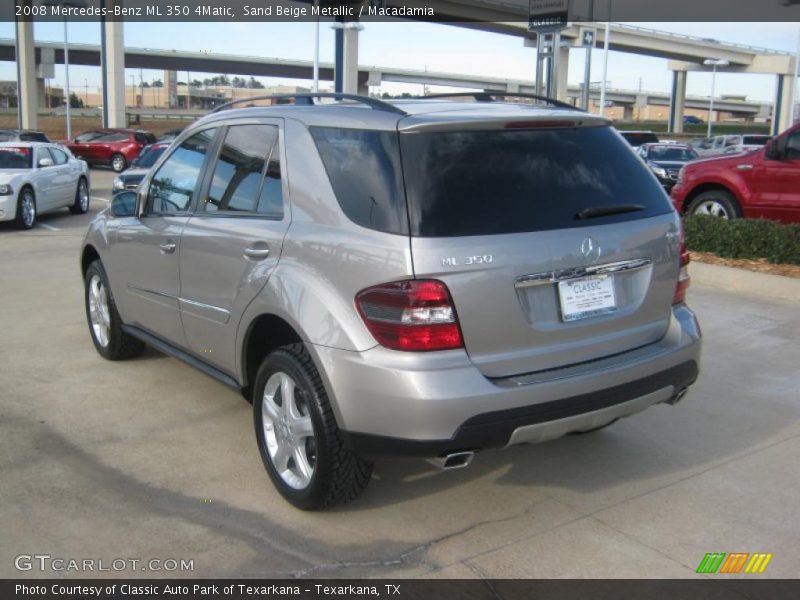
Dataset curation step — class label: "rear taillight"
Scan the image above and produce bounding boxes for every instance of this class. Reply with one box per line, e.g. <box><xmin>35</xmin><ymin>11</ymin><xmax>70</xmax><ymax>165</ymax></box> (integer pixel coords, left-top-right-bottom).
<box><xmin>355</xmin><ymin>280</ymin><xmax>463</xmax><ymax>352</ymax></box>
<box><xmin>673</xmin><ymin>222</ymin><xmax>691</xmax><ymax>305</ymax></box>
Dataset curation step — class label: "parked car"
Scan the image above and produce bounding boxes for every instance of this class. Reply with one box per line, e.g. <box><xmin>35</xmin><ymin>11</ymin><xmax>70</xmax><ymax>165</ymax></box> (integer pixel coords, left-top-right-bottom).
<box><xmin>112</xmin><ymin>142</ymin><xmax>171</xmax><ymax>192</ymax></box>
<box><xmin>0</xmin><ymin>129</ymin><xmax>51</xmax><ymax>143</ymax></box>
<box><xmin>671</xmin><ymin>122</ymin><xmax>800</xmax><ymax>222</ymax></box>
<box><xmin>619</xmin><ymin>130</ymin><xmax>660</xmax><ymax>147</ymax></box>
<box><xmin>721</xmin><ymin>134</ymin><xmax>772</xmax><ymax>155</ymax></box>
<box><xmin>157</xmin><ymin>128</ymin><xmax>184</xmax><ymax>143</ymax></box>
<box><xmin>688</xmin><ymin>137</ymin><xmax>714</xmax><ymax>154</ymax></box>
<box><xmin>682</xmin><ymin>116</ymin><xmax>704</xmax><ymax>125</ymax></box>
<box><xmin>636</xmin><ymin>143</ymin><xmax>700</xmax><ymax>191</ymax></box>
<box><xmin>81</xmin><ymin>94</ymin><xmax>701</xmax><ymax>509</ymax></box>
<box><xmin>65</xmin><ymin>128</ymin><xmax>156</xmax><ymax>172</ymax></box>
<box><xmin>0</xmin><ymin>142</ymin><xmax>90</xmax><ymax>230</ymax></box>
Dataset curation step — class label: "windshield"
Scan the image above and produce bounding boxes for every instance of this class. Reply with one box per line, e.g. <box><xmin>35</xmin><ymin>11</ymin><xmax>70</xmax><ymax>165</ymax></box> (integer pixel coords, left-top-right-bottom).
<box><xmin>400</xmin><ymin>126</ymin><xmax>672</xmax><ymax>237</ymax></box>
<box><xmin>647</xmin><ymin>146</ymin><xmax>698</xmax><ymax>161</ymax></box>
<box><xmin>136</xmin><ymin>144</ymin><xmax>168</xmax><ymax>168</ymax></box>
<box><xmin>0</xmin><ymin>147</ymin><xmax>32</xmax><ymax>169</ymax></box>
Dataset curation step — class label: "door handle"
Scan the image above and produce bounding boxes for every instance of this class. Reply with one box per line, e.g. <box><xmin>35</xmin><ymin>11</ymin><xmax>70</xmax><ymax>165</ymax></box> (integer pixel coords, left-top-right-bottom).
<box><xmin>159</xmin><ymin>241</ymin><xmax>177</xmax><ymax>254</ymax></box>
<box><xmin>243</xmin><ymin>246</ymin><xmax>270</xmax><ymax>260</ymax></box>
<box><xmin>736</xmin><ymin>164</ymin><xmax>753</xmax><ymax>171</ymax></box>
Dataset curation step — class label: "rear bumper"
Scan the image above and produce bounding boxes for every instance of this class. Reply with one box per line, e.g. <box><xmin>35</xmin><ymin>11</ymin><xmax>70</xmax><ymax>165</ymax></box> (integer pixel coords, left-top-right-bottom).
<box><xmin>309</xmin><ymin>305</ymin><xmax>701</xmax><ymax>459</ymax></box>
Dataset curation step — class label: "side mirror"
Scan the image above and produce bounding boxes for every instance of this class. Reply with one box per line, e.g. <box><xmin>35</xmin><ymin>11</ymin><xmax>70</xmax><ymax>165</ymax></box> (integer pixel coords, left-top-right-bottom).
<box><xmin>111</xmin><ymin>191</ymin><xmax>137</xmax><ymax>217</ymax></box>
<box><xmin>38</xmin><ymin>157</ymin><xmax>54</xmax><ymax>168</ymax></box>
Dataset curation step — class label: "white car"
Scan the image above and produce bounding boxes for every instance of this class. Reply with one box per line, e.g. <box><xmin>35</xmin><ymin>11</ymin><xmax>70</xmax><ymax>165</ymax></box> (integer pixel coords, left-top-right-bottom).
<box><xmin>0</xmin><ymin>142</ymin><xmax>90</xmax><ymax>230</ymax></box>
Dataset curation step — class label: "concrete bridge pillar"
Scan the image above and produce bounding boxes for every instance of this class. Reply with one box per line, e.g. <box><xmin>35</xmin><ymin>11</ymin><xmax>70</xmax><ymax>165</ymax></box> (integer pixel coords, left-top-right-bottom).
<box><xmin>101</xmin><ymin>19</ymin><xmax>126</xmax><ymax>129</ymax></box>
<box><xmin>773</xmin><ymin>73</ymin><xmax>795</xmax><ymax>135</ymax></box>
<box><xmin>15</xmin><ymin>19</ymin><xmax>37</xmax><ymax>129</ymax></box>
<box><xmin>342</xmin><ymin>22</ymin><xmax>362</xmax><ymax>95</ymax></box>
<box><xmin>668</xmin><ymin>70</ymin><xmax>687</xmax><ymax>133</ymax></box>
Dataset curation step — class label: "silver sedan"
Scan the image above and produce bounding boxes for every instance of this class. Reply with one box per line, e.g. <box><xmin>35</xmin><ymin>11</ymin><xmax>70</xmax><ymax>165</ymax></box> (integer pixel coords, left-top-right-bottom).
<box><xmin>0</xmin><ymin>142</ymin><xmax>91</xmax><ymax>230</ymax></box>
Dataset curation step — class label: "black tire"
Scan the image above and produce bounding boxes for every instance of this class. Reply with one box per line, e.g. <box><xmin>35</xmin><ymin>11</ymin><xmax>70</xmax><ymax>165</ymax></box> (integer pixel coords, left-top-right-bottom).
<box><xmin>110</xmin><ymin>153</ymin><xmax>127</xmax><ymax>173</ymax></box>
<box><xmin>84</xmin><ymin>260</ymin><xmax>145</xmax><ymax>360</ymax></box>
<box><xmin>569</xmin><ymin>419</ymin><xmax>618</xmax><ymax>435</ymax></box>
<box><xmin>70</xmin><ymin>177</ymin><xmax>90</xmax><ymax>215</ymax></box>
<box><xmin>13</xmin><ymin>186</ymin><xmax>36</xmax><ymax>230</ymax></box>
<box><xmin>253</xmin><ymin>343</ymin><xmax>373</xmax><ymax>510</ymax></box>
<box><xmin>687</xmin><ymin>189</ymin><xmax>741</xmax><ymax>219</ymax></box>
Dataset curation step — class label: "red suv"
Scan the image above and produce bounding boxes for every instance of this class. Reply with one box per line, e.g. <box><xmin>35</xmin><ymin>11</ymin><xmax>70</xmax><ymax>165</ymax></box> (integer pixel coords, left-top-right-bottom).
<box><xmin>65</xmin><ymin>128</ymin><xmax>155</xmax><ymax>173</ymax></box>
<box><xmin>671</xmin><ymin>123</ymin><xmax>800</xmax><ymax>223</ymax></box>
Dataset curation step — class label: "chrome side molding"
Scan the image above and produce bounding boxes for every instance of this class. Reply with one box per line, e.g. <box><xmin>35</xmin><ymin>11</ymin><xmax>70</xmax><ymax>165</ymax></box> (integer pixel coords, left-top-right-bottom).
<box><xmin>514</xmin><ymin>258</ymin><xmax>652</xmax><ymax>289</ymax></box>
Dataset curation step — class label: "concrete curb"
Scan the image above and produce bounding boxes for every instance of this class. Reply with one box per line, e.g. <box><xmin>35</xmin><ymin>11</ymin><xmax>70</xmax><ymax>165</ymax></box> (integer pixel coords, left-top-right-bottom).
<box><xmin>689</xmin><ymin>261</ymin><xmax>800</xmax><ymax>304</ymax></box>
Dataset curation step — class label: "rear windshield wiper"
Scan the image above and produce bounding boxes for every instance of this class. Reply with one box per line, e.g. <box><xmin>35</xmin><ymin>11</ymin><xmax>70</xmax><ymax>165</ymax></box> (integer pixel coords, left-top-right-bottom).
<box><xmin>576</xmin><ymin>204</ymin><xmax>645</xmax><ymax>220</ymax></box>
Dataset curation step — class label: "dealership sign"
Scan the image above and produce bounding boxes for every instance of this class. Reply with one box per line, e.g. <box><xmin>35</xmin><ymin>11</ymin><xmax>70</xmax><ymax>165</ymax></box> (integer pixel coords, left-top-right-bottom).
<box><xmin>528</xmin><ymin>0</ymin><xmax>570</xmax><ymax>32</ymax></box>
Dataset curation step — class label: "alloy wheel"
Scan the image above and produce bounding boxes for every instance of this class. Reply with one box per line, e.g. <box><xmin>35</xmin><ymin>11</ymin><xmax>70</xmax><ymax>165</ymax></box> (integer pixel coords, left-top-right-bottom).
<box><xmin>21</xmin><ymin>191</ymin><xmax>35</xmax><ymax>228</ymax></box>
<box><xmin>79</xmin><ymin>180</ymin><xmax>89</xmax><ymax>211</ymax></box>
<box><xmin>261</xmin><ymin>371</ymin><xmax>316</xmax><ymax>490</ymax></box>
<box><xmin>692</xmin><ymin>199</ymin><xmax>730</xmax><ymax>219</ymax></box>
<box><xmin>88</xmin><ymin>274</ymin><xmax>111</xmax><ymax>347</ymax></box>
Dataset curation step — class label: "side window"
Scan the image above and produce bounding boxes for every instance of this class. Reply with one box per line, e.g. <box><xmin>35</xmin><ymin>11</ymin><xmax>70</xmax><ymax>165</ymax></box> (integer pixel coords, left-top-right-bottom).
<box><xmin>134</xmin><ymin>133</ymin><xmax>148</xmax><ymax>144</ymax></box>
<box><xmin>34</xmin><ymin>146</ymin><xmax>52</xmax><ymax>167</ymax></box>
<box><xmin>49</xmin><ymin>147</ymin><xmax>68</xmax><ymax>165</ymax></box>
<box><xmin>95</xmin><ymin>132</ymin><xmax>129</xmax><ymax>143</ymax></box>
<box><xmin>203</xmin><ymin>124</ymin><xmax>283</xmax><ymax>217</ymax></box>
<box><xmin>785</xmin><ymin>131</ymin><xmax>800</xmax><ymax>160</ymax></box>
<box><xmin>147</xmin><ymin>128</ymin><xmax>216</xmax><ymax>215</ymax></box>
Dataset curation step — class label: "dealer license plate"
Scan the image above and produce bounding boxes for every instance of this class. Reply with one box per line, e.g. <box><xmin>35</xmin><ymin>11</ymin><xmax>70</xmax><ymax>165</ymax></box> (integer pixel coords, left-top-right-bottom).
<box><xmin>558</xmin><ymin>274</ymin><xmax>617</xmax><ymax>322</ymax></box>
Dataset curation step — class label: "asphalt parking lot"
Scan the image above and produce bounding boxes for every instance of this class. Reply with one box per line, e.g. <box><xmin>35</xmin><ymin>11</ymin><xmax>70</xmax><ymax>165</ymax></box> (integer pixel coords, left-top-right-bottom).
<box><xmin>1</xmin><ymin>168</ymin><xmax>798</xmax><ymax>578</ymax></box>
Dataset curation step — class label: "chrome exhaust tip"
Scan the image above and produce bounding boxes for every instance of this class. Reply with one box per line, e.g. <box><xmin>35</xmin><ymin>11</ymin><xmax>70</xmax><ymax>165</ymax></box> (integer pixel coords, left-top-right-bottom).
<box><xmin>426</xmin><ymin>451</ymin><xmax>475</xmax><ymax>470</ymax></box>
<box><xmin>667</xmin><ymin>387</ymin><xmax>689</xmax><ymax>405</ymax></box>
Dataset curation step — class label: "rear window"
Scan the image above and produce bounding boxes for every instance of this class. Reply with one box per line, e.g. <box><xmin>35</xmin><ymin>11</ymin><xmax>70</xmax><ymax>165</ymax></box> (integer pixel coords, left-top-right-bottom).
<box><xmin>0</xmin><ymin>147</ymin><xmax>32</xmax><ymax>169</ymax></box>
<box><xmin>400</xmin><ymin>126</ymin><xmax>672</xmax><ymax>238</ymax></box>
<box><xmin>310</xmin><ymin>127</ymin><xmax>408</xmax><ymax>235</ymax></box>
<box><xmin>620</xmin><ymin>131</ymin><xmax>659</xmax><ymax>146</ymax></box>
<box><xmin>742</xmin><ymin>135</ymin><xmax>770</xmax><ymax>145</ymax></box>
<box><xmin>647</xmin><ymin>146</ymin><xmax>698</xmax><ymax>161</ymax></box>
<box><xmin>20</xmin><ymin>132</ymin><xmax>49</xmax><ymax>142</ymax></box>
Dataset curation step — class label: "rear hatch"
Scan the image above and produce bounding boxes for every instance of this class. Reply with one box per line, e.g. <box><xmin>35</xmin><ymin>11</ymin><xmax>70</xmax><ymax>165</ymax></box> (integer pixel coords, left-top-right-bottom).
<box><xmin>399</xmin><ymin>119</ymin><xmax>681</xmax><ymax>378</ymax></box>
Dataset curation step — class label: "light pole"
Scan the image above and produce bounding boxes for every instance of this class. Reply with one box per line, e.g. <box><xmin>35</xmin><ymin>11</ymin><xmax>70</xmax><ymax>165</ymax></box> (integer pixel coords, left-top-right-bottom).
<box><xmin>704</xmin><ymin>59</ymin><xmax>729</xmax><ymax>137</ymax></box>
<box><xmin>313</xmin><ymin>0</ymin><xmax>320</xmax><ymax>92</ymax></box>
<box><xmin>42</xmin><ymin>0</ymin><xmax>88</xmax><ymax>139</ymax></box>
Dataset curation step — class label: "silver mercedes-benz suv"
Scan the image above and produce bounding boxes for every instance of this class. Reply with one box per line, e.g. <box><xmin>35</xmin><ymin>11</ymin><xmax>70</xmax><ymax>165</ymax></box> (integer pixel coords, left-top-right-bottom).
<box><xmin>81</xmin><ymin>93</ymin><xmax>701</xmax><ymax>510</ymax></box>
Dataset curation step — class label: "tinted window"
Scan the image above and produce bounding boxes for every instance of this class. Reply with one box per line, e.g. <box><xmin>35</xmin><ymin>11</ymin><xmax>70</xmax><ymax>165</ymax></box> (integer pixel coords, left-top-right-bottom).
<box><xmin>785</xmin><ymin>131</ymin><xmax>800</xmax><ymax>160</ymax></box>
<box><xmin>742</xmin><ymin>135</ymin><xmax>770</xmax><ymax>146</ymax></box>
<box><xmin>95</xmin><ymin>132</ymin><xmax>129</xmax><ymax>143</ymax></box>
<box><xmin>134</xmin><ymin>133</ymin><xmax>148</xmax><ymax>144</ymax></box>
<box><xmin>204</xmin><ymin>125</ymin><xmax>283</xmax><ymax>217</ymax></box>
<box><xmin>621</xmin><ymin>132</ymin><xmax>659</xmax><ymax>147</ymax></box>
<box><xmin>400</xmin><ymin>126</ymin><xmax>672</xmax><ymax>238</ymax></box>
<box><xmin>0</xmin><ymin>147</ymin><xmax>32</xmax><ymax>169</ymax></box>
<box><xmin>20</xmin><ymin>132</ymin><xmax>48</xmax><ymax>142</ymax></box>
<box><xmin>75</xmin><ymin>131</ymin><xmax>102</xmax><ymax>143</ymax></box>
<box><xmin>147</xmin><ymin>129</ymin><xmax>216</xmax><ymax>215</ymax></box>
<box><xmin>136</xmin><ymin>144</ymin><xmax>168</xmax><ymax>168</ymax></box>
<box><xmin>647</xmin><ymin>146</ymin><xmax>698</xmax><ymax>161</ymax></box>
<box><xmin>311</xmin><ymin>127</ymin><xmax>407</xmax><ymax>234</ymax></box>
<box><xmin>49</xmin><ymin>147</ymin><xmax>68</xmax><ymax>165</ymax></box>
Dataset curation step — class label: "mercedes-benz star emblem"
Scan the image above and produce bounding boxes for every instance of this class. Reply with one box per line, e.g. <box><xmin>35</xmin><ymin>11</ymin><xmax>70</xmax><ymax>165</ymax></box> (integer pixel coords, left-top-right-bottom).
<box><xmin>581</xmin><ymin>237</ymin><xmax>601</xmax><ymax>262</ymax></box>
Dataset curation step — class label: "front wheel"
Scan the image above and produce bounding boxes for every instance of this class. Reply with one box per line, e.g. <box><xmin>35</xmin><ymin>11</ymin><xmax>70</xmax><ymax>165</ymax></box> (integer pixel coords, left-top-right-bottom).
<box><xmin>14</xmin><ymin>187</ymin><xmax>36</xmax><ymax>230</ymax></box>
<box><xmin>70</xmin><ymin>178</ymin><xmax>90</xmax><ymax>214</ymax></box>
<box><xmin>110</xmin><ymin>154</ymin><xmax>126</xmax><ymax>173</ymax></box>
<box><xmin>84</xmin><ymin>260</ymin><xmax>145</xmax><ymax>360</ymax></box>
<box><xmin>688</xmin><ymin>190</ymin><xmax>740</xmax><ymax>219</ymax></box>
<box><xmin>253</xmin><ymin>343</ymin><xmax>373</xmax><ymax>510</ymax></box>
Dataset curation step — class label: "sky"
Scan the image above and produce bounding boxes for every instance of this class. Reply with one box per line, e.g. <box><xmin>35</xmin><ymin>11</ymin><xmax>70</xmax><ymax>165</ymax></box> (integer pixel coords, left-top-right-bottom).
<box><xmin>0</xmin><ymin>20</ymin><xmax>798</xmax><ymax>102</ymax></box>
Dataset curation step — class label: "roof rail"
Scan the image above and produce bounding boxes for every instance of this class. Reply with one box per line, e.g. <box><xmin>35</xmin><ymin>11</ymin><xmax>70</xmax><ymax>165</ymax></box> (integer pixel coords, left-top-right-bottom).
<box><xmin>209</xmin><ymin>92</ymin><xmax>407</xmax><ymax>115</ymax></box>
<box><xmin>413</xmin><ymin>92</ymin><xmax>578</xmax><ymax>110</ymax></box>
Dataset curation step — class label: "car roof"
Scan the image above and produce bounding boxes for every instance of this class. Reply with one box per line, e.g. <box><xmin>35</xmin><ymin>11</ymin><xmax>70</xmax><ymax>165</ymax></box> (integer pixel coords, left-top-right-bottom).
<box><xmin>643</xmin><ymin>142</ymin><xmax>691</xmax><ymax>149</ymax></box>
<box><xmin>188</xmin><ymin>99</ymin><xmax>607</xmax><ymax>133</ymax></box>
<box><xmin>0</xmin><ymin>141</ymin><xmax>53</xmax><ymax>148</ymax></box>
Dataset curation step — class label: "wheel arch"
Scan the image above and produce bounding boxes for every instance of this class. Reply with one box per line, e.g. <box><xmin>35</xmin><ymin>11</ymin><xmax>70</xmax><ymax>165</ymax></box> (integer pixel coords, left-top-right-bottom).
<box><xmin>682</xmin><ymin>181</ymin><xmax>744</xmax><ymax>215</ymax></box>
<box><xmin>81</xmin><ymin>244</ymin><xmax>101</xmax><ymax>278</ymax></box>
<box><xmin>240</xmin><ymin>313</ymin><xmax>303</xmax><ymax>398</ymax></box>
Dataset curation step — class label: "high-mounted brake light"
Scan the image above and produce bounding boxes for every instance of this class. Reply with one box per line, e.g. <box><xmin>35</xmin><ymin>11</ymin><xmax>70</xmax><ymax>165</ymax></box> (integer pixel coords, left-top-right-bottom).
<box><xmin>673</xmin><ymin>222</ymin><xmax>691</xmax><ymax>305</ymax></box>
<box><xmin>355</xmin><ymin>280</ymin><xmax>463</xmax><ymax>352</ymax></box>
